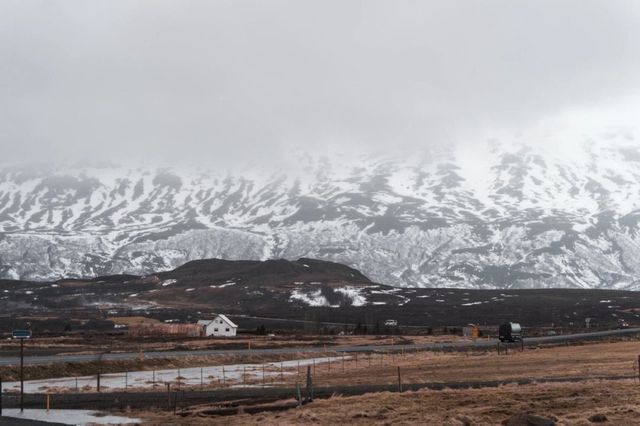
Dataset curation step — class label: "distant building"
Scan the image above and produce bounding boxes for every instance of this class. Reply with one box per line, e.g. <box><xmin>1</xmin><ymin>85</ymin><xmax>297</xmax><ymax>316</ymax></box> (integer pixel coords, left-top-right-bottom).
<box><xmin>127</xmin><ymin>323</ymin><xmax>202</xmax><ymax>337</ymax></box>
<box><xmin>198</xmin><ymin>314</ymin><xmax>238</xmax><ymax>337</ymax></box>
<box><xmin>462</xmin><ymin>324</ymin><xmax>480</xmax><ymax>338</ymax></box>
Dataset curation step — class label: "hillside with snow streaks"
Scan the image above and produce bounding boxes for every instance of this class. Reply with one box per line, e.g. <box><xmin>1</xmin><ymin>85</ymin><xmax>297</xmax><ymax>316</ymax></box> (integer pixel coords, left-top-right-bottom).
<box><xmin>2</xmin><ymin>134</ymin><xmax>640</xmax><ymax>289</ymax></box>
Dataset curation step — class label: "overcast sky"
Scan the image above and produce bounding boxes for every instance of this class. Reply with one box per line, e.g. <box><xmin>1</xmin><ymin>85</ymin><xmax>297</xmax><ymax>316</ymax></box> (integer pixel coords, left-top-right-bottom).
<box><xmin>1</xmin><ymin>0</ymin><xmax>640</xmax><ymax>166</ymax></box>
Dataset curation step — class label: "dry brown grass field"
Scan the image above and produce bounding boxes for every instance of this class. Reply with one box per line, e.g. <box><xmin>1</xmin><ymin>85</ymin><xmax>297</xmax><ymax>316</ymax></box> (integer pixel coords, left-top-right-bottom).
<box><xmin>215</xmin><ymin>380</ymin><xmax>640</xmax><ymax>425</ymax></box>
<box><xmin>0</xmin><ymin>333</ymin><xmax>464</xmax><ymax>356</ymax></box>
<box><xmin>0</xmin><ymin>334</ymin><xmax>465</xmax><ymax>381</ymax></box>
<box><xmin>136</xmin><ymin>340</ymin><xmax>640</xmax><ymax>425</ymax></box>
<box><xmin>252</xmin><ymin>339</ymin><xmax>640</xmax><ymax>389</ymax></box>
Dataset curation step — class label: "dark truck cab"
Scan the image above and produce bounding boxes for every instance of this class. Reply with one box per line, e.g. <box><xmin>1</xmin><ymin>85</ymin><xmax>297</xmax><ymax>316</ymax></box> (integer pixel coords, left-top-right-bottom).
<box><xmin>498</xmin><ymin>322</ymin><xmax>522</xmax><ymax>342</ymax></box>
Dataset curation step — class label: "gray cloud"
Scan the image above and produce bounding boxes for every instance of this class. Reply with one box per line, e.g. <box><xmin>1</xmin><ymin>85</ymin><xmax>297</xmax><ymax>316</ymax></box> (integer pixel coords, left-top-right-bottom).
<box><xmin>1</xmin><ymin>0</ymin><xmax>640</xmax><ymax>166</ymax></box>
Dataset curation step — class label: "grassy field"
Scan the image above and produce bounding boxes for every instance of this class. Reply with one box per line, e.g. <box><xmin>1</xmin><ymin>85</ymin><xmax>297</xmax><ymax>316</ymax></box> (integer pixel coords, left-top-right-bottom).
<box><xmin>220</xmin><ymin>380</ymin><xmax>640</xmax><ymax>425</ymax></box>
<box><xmin>134</xmin><ymin>339</ymin><xmax>640</xmax><ymax>425</ymax></box>
<box><xmin>0</xmin><ymin>333</ymin><xmax>465</xmax><ymax>383</ymax></box>
<box><xmin>273</xmin><ymin>339</ymin><xmax>640</xmax><ymax>388</ymax></box>
<box><xmin>0</xmin><ymin>333</ymin><xmax>463</xmax><ymax>357</ymax></box>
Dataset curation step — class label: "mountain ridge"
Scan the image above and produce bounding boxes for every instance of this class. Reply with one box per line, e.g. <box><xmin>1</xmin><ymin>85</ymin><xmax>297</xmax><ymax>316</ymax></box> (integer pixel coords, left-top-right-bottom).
<box><xmin>2</xmin><ymin>133</ymin><xmax>640</xmax><ymax>289</ymax></box>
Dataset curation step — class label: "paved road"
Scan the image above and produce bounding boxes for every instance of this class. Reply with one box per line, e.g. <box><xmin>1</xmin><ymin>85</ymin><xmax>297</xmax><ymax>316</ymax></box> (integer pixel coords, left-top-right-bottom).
<box><xmin>1</xmin><ymin>327</ymin><xmax>638</xmax><ymax>367</ymax></box>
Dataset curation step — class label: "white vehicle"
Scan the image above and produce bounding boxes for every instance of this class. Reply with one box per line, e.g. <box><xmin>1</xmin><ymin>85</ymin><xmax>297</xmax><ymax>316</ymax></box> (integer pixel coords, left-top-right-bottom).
<box><xmin>384</xmin><ymin>319</ymin><xmax>398</xmax><ymax>327</ymax></box>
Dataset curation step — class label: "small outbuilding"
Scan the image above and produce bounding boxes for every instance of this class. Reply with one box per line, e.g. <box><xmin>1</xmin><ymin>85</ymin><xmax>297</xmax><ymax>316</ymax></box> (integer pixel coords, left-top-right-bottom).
<box><xmin>198</xmin><ymin>314</ymin><xmax>238</xmax><ymax>337</ymax></box>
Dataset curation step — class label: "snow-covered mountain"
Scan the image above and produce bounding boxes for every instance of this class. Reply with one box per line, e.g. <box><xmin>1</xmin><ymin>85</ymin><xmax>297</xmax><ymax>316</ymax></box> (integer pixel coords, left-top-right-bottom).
<box><xmin>2</xmin><ymin>131</ymin><xmax>640</xmax><ymax>289</ymax></box>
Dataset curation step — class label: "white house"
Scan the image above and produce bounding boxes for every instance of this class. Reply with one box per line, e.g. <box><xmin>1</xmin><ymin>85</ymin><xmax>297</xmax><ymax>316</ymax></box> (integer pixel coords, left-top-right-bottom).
<box><xmin>198</xmin><ymin>314</ymin><xmax>238</xmax><ymax>337</ymax></box>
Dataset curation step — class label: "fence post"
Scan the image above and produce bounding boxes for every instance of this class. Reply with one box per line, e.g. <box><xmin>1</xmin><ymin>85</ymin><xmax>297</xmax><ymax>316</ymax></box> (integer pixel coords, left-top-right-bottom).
<box><xmin>0</xmin><ymin>376</ymin><xmax>3</xmax><ymax>416</ymax></box>
<box><xmin>166</xmin><ymin>383</ymin><xmax>171</xmax><ymax>411</ymax></box>
<box><xmin>342</xmin><ymin>353</ymin><xmax>345</xmax><ymax>373</ymax></box>
<box><xmin>153</xmin><ymin>370</ymin><xmax>156</xmax><ymax>388</ymax></box>
<box><xmin>223</xmin><ymin>366</ymin><xmax>226</xmax><ymax>385</ymax></box>
<box><xmin>296</xmin><ymin>382</ymin><xmax>302</xmax><ymax>407</ymax></box>
<box><xmin>243</xmin><ymin>367</ymin><xmax>246</xmax><ymax>385</ymax></box>
<box><xmin>637</xmin><ymin>355</ymin><xmax>640</xmax><ymax>383</ymax></box>
<box><xmin>262</xmin><ymin>365</ymin><xmax>265</xmax><ymax>387</ymax></box>
<box><xmin>75</xmin><ymin>377</ymin><xmax>78</xmax><ymax>393</ymax></box>
<box><xmin>46</xmin><ymin>394</ymin><xmax>50</xmax><ymax>412</ymax></box>
<box><xmin>397</xmin><ymin>366</ymin><xmax>402</xmax><ymax>392</ymax></box>
<box><xmin>280</xmin><ymin>362</ymin><xmax>284</xmax><ymax>381</ymax></box>
<box><xmin>355</xmin><ymin>353</ymin><xmax>358</xmax><ymax>368</ymax></box>
<box><xmin>97</xmin><ymin>372</ymin><xmax>101</xmax><ymax>393</ymax></box>
<box><xmin>125</xmin><ymin>371</ymin><xmax>128</xmax><ymax>391</ymax></box>
<box><xmin>305</xmin><ymin>366</ymin><xmax>313</xmax><ymax>402</ymax></box>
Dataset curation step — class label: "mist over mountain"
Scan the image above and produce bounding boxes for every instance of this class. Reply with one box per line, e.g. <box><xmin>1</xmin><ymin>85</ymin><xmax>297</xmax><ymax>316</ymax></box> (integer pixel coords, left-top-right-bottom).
<box><xmin>2</xmin><ymin>132</ymin><xmax>640</xmax><ymax>290</ymax></box>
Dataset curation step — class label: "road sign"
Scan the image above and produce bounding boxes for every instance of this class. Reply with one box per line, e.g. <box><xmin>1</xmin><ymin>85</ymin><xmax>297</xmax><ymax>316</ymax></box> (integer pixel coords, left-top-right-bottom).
<box><xmin>12</xmin><ymin>330</ymin><xmax>31</xmax><ymax>339</ymax></box>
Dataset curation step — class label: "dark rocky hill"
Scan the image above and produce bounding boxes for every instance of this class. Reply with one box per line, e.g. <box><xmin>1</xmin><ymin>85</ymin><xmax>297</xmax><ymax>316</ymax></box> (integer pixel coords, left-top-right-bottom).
<box><xmin>2</xmin><ymin>258</ymin><xmax>640</xmax><ymax>333</ymax></box>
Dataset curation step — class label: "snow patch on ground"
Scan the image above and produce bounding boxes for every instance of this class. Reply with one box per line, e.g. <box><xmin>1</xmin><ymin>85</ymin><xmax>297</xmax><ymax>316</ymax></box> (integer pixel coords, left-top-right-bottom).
<box><xmin>334</xmin><ymin>286</ymin><xmax>367</xmax><ymax>306</ymax></box>
<box><xmin>161</xmin><ymin>279</ymin><xmax>177</xmax><ymax>286</ymax></box>
<box><xmin>1</xmin><ymin>409</ymin><xmax>140</xmax><ymax>425</ymax></box>
<box><xmin>461</xmin><ymin>301</ymin><xmax>487</xmax><ymax>306</ymax></box>
<box><xmin>210</xmin><ymin>282</ymin><xmax>236</xmax><ymax>288</ymax></box>
<box><xmin>395</xmin><ymin>294</ymin><xmax>411</xmax><ymax>306</ymax></box>
<box><xmin>290</xmin><ymin>289</ymin><xmax>332</xmax><ymax>307</ymax></box>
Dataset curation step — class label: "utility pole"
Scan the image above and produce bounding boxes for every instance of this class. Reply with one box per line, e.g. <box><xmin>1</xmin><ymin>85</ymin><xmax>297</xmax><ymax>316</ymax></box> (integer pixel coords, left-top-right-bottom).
<box><xmin>12</xmin><ymin>329</ymin><xmax>31</xmax><ymax>413</ymax></box>
<box><xmin>20</xmin><ymin>338</ymin><xmax>24</xmax><ymax>412</ymax></box>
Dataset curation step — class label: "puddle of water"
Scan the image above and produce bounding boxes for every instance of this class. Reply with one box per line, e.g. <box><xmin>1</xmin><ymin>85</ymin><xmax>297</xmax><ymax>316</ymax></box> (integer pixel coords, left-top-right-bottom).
<box><xmin>1</xmin><ymin>408</ymin><xmax>140</xmax><ymax>425</ymax></box>
<box><xmin>2</xmin><ymin>356</ymin><xmax>344</xmax><ymax>393</ymax></box>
